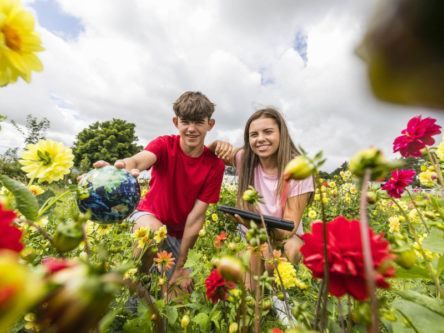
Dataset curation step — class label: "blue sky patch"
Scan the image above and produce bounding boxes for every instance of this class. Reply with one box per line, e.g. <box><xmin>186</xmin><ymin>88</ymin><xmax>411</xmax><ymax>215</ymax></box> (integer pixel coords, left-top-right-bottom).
<box><xmin>293</xmin><ymin>30</ymin><xmax>308</xmax><ymax>65</ymax></box>
<box><xmin>31</xmin><ymin>0</ymin><xmax>83</xmax><ymax>40</ymax></box>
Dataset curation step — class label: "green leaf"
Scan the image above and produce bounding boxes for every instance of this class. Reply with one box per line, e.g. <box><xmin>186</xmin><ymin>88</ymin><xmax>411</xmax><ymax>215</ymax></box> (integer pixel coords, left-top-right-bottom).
<box><xmin>422</xmin><ymin>228</ymin><xmax>444</xmax><ymax>254</ymax></box>
<box><xmin>394</xmin><ymin>265</ymin><xmax>432</xmax><ymax>280</ymax></box>
<box><xmin>192</xmin><ymin>313</ymin><xmax>210</xmax><ymax>331</ymax></box>
<box><xmin>164</xmin><ymin>305</ymin><xmax>178</xmax><ymax>326</ymax></box>
<box><xmin>0</xmin><ymin>175</ymin><xmax>39</xmax><ymax>220</ymax></box>
<box><xmin>393</xmin><ymin>299</ymin><xmax>444</xmax><ymax>333</ymax></box>
<box><xmin>396</xmin><ymin>290</ymin><xmax>444</xmax><ymax>316</ymax></box>
<box><xmin>210</xmin><ymin>309</ymin><xmax>222</xmax><ymax>331</ymax></box>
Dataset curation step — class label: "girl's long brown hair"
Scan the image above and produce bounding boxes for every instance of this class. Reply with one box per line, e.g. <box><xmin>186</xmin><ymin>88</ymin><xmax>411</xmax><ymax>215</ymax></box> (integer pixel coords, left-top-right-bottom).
<box><xmin>237</xmin><ymin>108</ymin><xmax>301</xmax><ymax>211</ymax></box>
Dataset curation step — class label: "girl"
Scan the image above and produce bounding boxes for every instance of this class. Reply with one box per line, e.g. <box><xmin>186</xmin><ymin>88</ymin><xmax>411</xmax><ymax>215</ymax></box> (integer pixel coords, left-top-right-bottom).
<box><xmin>212</xmin><ymin>108</ymin><xmax>314</xmax><ymax>264</ymax></box>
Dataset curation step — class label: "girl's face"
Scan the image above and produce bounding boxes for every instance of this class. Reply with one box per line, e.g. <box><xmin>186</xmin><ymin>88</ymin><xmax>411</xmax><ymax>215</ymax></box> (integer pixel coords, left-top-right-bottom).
<box><xmin>248</xmin><ymin>117</ymin><xmax>280</xmax><ymax>160</ymax></box>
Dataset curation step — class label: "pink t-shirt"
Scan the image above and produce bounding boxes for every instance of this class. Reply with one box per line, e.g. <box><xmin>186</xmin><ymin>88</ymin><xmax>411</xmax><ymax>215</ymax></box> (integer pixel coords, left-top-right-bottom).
<box><xmin>235</xmin><ymin>150</ymin><xmax>314</xmax><ymax>235</ymax></box>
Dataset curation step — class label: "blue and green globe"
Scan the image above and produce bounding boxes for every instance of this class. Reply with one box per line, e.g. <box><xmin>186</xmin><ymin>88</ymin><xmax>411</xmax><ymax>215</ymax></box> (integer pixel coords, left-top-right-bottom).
<box><xmin>78</xmin><ymin>166</ymin><xmax>140</xmax><ymax>223</ymax></box>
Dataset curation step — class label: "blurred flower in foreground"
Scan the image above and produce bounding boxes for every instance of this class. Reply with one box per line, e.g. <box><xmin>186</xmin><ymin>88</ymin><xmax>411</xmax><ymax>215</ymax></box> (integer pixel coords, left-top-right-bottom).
<box><xmin>35</xmin><ymin>263</ymin><xmax>117</xmax><ymax>333</ymax></box>
<box><xmin>301</xmin><ymin>216</ymin><xmax>395</xmax><ymax>301</ymax></box>
<box><xmin>19</xmin><ymin>140</ymin><xmax>74</xmax><ymax>183</ymax></box>
<box><xmin>0</xmin><ymin>0</ymin><xmax>44</xmax><ymax>87</ymax></box>
<box><xmin>349</xmin><ymin>147</ymin><xmax>398</xmax><ymax>180</ymax></box>
<box><xmin>0</xmin><ymin>204</ymin><xmax>23</xmax><ymax>253</ymax></box>
<box><xmin>0</xmin><ymin>250</ymin><xmax>45</xmax><ymax>332</ymax></box>
<box><xmin>393</xmin><ymin>116</ymin><xmax>441</xmax><ymax>157</ymax></box>
<box><xmin>357</xmin><ymin>0</ymin><xmax>444</xmax><ymax>109</ymax></box>
<box><xmin>381</xmin><ymin>169</ymin><xmax>415</xmax><ymax>198</ymax></box>
<box><xmin>205</xmin><ymin>269</ymin><xmax>235</xmax><ymax>304</ymax></box>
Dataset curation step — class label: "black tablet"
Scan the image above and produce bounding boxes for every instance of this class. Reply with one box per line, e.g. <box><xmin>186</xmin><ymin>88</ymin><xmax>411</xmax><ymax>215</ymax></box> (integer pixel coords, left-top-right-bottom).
<box><xmin>217</xmin><ymin>205</ymin><xmax>294</xmax><ymax>231</ymax></box>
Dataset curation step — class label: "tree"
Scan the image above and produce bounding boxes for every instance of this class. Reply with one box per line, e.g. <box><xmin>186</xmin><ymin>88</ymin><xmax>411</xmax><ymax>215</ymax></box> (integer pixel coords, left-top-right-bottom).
<box><xmin>11</xmin><ymin>114</ymin><xmax>50</xmax><ymax>145</ymax></box>
<box><xmin>72</xmin><ymin>119</ymin><xmax>143</xmax><ymax>171</ymax></box>
<box><xmin>0</xmin><ymin>148</ymin><xmax>26</xmax><ymax>181</ymax></box>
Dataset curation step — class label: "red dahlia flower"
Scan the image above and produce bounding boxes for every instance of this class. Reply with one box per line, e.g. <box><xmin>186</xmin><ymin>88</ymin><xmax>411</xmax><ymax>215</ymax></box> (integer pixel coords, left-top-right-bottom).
<box><xmin>0</xmin><ymin>204</ymin><xmax>23</xmax><ymax>253</ymax></box>
<box><xmin>393</xmin><ymin>116</ymin><xmax>441</xmax><ymax>157</ymax></box>
<box><xmin>381</xmin><ymin>169</ymin><xmax>416</xmax><ymax>198</ymax></box>
<box><xmin>205</xmin><ymin>269</ymin><xmax>235</xmax><ymax>303</ymax></box>
<box><xmin>301</xmin><ymin>216</ymin><xmax>394</xmax><ymax>301</ymax></box>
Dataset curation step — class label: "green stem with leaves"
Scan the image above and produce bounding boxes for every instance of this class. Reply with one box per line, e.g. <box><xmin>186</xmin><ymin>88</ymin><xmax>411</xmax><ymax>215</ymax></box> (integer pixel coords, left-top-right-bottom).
<box><xmin>390</xmin><ymin>198</ymin><xmax>444</xmax><ymax>298</ymax></box>
<box><xmin>359</xmin><ymin>169</ymin><xmax>378</xmax><ymax>333</ymax></box>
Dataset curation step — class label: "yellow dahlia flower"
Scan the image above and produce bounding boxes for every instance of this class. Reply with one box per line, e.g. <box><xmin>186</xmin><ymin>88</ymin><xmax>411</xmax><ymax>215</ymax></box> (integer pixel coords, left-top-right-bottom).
<box><xmin>274</xmin><ymin>261</ymin><xmax>298</xmax><ymax>289</ymax></box>
<box><xmin>154</xmin><ymin>225</ymin><xmax>167</xmax><ymax>244</ymax></box>
<box><xmin>388</xmin><ymin>216</ymin><xmax>400</xmax><ymax>233</ymax></box>
<box><xmin>0</xmin><ymin>0</ymin><xmax>44</xmax><ymax>86</ymax></box>
<box><xmin>19</xmin><ymin>139</ymin><xmax>74</xmax><ymax>183</ymax></box>
<box><xmin>27</xmin><ymin>184</ymin><xmax>43</xmax><ymax>196</ymax></box>
<box><xmin>308</xmin><ymin>209</ymin><xmax>317</xmax><ymax>219</ymax></box>
<box><xmin>418</xmin><ymin>170</ymin><xmax>437</xmax><ymax>188</ymax></box>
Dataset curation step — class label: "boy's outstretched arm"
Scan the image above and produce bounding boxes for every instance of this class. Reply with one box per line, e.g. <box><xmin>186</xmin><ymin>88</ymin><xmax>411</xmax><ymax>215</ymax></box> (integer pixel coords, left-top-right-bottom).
<box><xmin>93</xmin><ymin>151</ymin><xmax>157</xmax><ymax>177</ymax></box>
<box><xmin>207</xmin><ymin>140</ymin><xmax>238</xmax><ymax>166</ymax></box>
<box><xmin>169</xmin><ymin>199</ymin><xmax>208</xmax><ymax>287</ymax></box>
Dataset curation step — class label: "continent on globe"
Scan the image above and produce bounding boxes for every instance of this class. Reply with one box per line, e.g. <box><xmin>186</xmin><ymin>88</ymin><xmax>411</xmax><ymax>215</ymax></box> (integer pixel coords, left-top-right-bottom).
<box><xmin>78</xmin><ymin>166</ymin><xmax>140</xmax><ymax>223</ymax></box>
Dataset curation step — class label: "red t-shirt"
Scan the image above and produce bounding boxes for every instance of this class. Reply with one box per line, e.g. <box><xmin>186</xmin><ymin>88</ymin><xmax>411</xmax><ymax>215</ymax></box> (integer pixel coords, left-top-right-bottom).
<box><xmin>137</xmin><ymin>135</ymin><xmax>225</xmax><ymax>239</ymax></box>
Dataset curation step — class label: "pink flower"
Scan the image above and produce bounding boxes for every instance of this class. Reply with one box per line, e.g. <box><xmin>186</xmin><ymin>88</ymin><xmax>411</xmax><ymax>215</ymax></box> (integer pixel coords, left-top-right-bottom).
<box><xmin>381</xmin><ymin>169</ymin><xmax>416</xmax><ymax>198</ymax></box>
<box><xmin>393</xmin><ymin>116</ymin><xmax>441</xmax><ymax>157</ymax></box>
<box><xmin>301</xmin><ymin>216</ymin><xmax>395</xmax><ymax>301</ymax></box>
<box><xmin>42</xmin><ymin>257</ymin><xmax>75</xmax><ymax>274</ymax></box>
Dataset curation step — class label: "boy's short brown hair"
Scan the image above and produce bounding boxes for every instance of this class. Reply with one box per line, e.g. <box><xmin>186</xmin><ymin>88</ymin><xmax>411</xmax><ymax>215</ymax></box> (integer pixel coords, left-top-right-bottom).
<box><xmin>173</xmin><ymin>91</ymin><xmax>215</xmax><ymax>121</ymax></box>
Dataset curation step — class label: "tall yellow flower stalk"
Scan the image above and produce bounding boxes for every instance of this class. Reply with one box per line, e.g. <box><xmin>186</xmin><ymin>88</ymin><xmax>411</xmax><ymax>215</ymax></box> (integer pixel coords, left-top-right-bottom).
<box><xmin>19</xmin><ymin>139</ymin><xmax>74</xmax><ymax>184</ymax></box>
<box><xmin>0</xmin><ymin>0</ymin><xmax>44</xmax><ymax>86</ymax></box>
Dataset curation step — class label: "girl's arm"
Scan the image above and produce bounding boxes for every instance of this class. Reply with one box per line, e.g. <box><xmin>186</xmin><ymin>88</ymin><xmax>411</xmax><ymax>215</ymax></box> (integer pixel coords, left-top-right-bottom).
<box><xmin>273</xmin><ymin>192</ymin><xmax>312</xmax><ymax>240</ymax></box>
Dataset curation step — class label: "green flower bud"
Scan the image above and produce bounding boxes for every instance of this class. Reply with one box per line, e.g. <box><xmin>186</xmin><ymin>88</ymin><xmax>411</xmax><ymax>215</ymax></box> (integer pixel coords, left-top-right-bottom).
<box><xmin>283</xmin><ymin>156</ymin><xmax>314</xmax><ymax>181</ymax></box>
<box><xmin>53</xmin><ymin>219</ymin><xmax>83</xmax><ymax>253</ymax></box>
<box><xmin>180</xmin><ymin>315</ymin><xmax>190</xmax><ymax>329</ymax></box>
<box><xmin>242</xmin><ymin>186</ymin><xmax>261</xmax><ymax>204</ymax></box>
<box><xmin>349</xmin><ymin>147</ymin><xmax>401</xmax><ymax>180</ymax></box>
<box><xmin>217</xmin><ymin>256</ymin><xmax>244</xmax><ymax>283</ymax></box>
<box><xmin>229</xmin><ymin>322</ymin><xmax>239</xmax><ymax>333</ymax></box>
<box><xmin>396</xmin><ymin>249</ymin><xmax>417</xmax><ymax>269</ymax></box>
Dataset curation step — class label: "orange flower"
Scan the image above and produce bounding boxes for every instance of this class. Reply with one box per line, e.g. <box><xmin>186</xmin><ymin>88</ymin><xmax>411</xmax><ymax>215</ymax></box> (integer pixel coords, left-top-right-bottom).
<box><xmin>154</xmin><ymin>251</ymin><xmax>175</xmax><ymax>272</ymax></box>
<box><xmin>214</xmin><ymin>231</ymin><xmax>228</xmax><ymax>249</ymax></box>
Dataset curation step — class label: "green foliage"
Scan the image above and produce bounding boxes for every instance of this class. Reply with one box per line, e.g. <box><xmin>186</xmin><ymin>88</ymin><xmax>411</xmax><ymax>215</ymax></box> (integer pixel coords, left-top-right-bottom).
<box><xmin>0</xmin><ymin>174</ymin><xmax>39</xmax><ymax>220</ymax></box>
<box><xmin>72</xmin><ymin>119</ymin><xmax>142</xmax><ymax>171</ymax></box>
<box><xmin>11</xmin><ymin>114</ymin><xmax>50</xmax><ymax>145</ymax></box>
<box><xmin>0</xmin><ymin>148</ymin><xmax>26</xmax><ymax>181</ymax></box>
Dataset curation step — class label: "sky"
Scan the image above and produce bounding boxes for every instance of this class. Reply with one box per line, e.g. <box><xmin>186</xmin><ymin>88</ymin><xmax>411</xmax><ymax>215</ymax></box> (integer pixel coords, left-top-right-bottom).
<box><xmin>1</xmin><ymin>0</ymin><xmax>444</xmax><ymax>171</ymax></box>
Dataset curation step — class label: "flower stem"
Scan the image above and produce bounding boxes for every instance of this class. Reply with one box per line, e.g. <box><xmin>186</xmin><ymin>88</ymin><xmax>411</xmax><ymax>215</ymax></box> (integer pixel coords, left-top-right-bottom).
<box><xmin>316</xmin><ymin>176</ymin><xmax>330</xmax><ymax>332</ymax></box>
<box><xmin>406</xmin><ymin>189</ymin><xmax>430</xmax><ymax>232</ymax></box>
<box><xmin>425</xmin><ymin>147</ymin><xmax>444</xmax><ymax>187</ymax></box>
<box><xmin>258</xmin><ymin>214</ymin><xmax>294</xmax><ymax>326</ymax></box>
<box><xmin>359</xmin><ymin>169</ymin><xmax>378</xmax><ymax>333</ymax></box>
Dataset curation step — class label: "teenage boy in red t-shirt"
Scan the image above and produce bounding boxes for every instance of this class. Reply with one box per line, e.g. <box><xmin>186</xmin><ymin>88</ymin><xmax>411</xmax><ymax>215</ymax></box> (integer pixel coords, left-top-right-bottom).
<box><xmin>94</xmin><ymin>91</ymin><xmax>227</xmax><ymax>288</ymax></box>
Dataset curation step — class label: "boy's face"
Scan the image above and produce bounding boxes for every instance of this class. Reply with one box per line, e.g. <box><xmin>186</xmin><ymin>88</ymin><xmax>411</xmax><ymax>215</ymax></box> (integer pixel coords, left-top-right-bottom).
<box><xmin>173</xmin><ymin>117</ymin><xmax>215</xmax><ymax>150</ymax></box>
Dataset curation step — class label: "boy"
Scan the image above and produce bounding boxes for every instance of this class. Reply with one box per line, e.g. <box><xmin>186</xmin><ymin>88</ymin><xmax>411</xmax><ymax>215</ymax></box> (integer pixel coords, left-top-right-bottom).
<box><xmin>94</xmin><ymin>91</ymin><xmax>226</xmax><ymax>288</ymax></box>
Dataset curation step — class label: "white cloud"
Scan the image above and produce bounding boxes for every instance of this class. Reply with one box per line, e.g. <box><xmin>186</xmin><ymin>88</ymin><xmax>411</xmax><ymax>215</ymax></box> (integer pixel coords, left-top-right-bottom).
<box><xmin>1</xmin><ymin>0</ymin><xmax>443</xmax><ymax>170</ymax></box>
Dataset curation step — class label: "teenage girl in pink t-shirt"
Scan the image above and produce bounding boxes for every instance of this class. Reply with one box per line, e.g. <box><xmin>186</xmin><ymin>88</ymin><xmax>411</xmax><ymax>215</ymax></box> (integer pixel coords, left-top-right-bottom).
<box><xmin>212</xmin><ymin>108</ymin><xmax>314</xmax><ymax>265</ymax></box>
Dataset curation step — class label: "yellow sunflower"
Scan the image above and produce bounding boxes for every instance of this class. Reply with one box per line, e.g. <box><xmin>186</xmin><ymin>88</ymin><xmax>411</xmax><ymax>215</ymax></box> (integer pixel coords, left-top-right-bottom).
<box><xmin>19</xmin><ymin>139</ymin><xmax>74</xmax><ymax>184</ymax></box>
<box><xmin>0</xmin><ymin>0</ymin><xmax>44</xmax><ymax>86</ymax></box>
